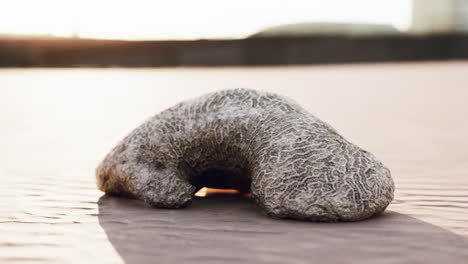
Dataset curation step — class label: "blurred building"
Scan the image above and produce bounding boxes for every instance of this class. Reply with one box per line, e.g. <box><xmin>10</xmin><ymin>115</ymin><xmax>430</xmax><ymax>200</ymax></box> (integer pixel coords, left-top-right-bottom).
<box><xmin>412</xmin><ymin>0</ymin><xmax>468</xmax><ymax>34</ymax></box>
<box><xmin>250</xmin><ymin>23</ymin><xmax>399</xmax><ymax>38</ymax></box>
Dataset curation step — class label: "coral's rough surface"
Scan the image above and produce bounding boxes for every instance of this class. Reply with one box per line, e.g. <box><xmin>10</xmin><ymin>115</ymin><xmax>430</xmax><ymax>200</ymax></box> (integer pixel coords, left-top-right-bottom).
<box><xmin>96</xmin><ymin>89</ymin><xmax>394</xmax><ymax>221</ymax></box>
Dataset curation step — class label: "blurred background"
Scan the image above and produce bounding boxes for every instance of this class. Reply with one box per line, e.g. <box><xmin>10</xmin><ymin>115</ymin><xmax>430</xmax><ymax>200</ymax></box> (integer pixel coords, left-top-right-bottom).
<box><xmin>1</xmin><ymin>0</ymin><xmax>468</xmax><ymax>67</ymax></box>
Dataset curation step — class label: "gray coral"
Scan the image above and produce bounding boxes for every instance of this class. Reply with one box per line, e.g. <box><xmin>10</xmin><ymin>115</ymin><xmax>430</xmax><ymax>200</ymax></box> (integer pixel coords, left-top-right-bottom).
<box><xmin>96</xmin><ymin>88</ymin><xmax>394</xmax><ymax>221</ymax></box>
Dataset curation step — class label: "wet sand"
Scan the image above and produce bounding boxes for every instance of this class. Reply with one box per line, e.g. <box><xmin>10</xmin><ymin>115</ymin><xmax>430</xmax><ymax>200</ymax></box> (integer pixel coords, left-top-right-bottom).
<box><xmin>1</xmin><ymin>61</ymin><xmax>468</xmax><ymax>263</ymax></box>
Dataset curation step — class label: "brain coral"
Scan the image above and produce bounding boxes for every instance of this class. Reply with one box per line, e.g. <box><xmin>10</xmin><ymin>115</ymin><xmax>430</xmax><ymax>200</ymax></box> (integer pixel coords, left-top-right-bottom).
<box><xmin>96</xmin><ymin>88</ymin><xmax>394</xmax><ymax>221</ymax></box>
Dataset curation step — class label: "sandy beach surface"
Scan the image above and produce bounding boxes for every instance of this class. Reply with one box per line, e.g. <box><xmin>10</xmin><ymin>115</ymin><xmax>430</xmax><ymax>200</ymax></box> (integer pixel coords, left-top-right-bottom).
<box><xmin>1</xmin><ymin>61</ymin><xmax>468</xmax><ymax>263</ymax></box>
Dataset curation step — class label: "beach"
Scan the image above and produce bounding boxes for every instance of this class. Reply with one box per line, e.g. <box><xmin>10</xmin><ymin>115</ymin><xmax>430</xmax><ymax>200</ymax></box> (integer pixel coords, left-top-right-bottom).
<box><xmin>1</xmin><ymin>61</ymin><xmax>468</xmax><ymax>263</ymax></box>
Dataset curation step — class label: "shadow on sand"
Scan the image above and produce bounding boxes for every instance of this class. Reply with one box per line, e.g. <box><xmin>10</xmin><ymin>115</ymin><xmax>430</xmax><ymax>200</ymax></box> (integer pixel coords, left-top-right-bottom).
<box><xmin>98</xmin><ymin>193</ymin><xmax>468</xmax><ymax>264</ymax></box>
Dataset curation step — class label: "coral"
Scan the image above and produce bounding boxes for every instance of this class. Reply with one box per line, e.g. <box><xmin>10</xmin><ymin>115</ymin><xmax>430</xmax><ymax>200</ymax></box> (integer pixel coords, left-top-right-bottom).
<box><xmin>96</xmin><ymin>89</ymin><xmax>394</xmax><ymax>221</ymax></box>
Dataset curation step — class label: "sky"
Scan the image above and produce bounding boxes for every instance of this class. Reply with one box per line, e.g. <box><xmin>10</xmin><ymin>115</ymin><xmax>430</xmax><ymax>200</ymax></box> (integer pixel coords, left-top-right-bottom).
<box><xmin>0</xmin><ymin>0</ymin><xmax>413</xmax><ymax>40</ymax></box>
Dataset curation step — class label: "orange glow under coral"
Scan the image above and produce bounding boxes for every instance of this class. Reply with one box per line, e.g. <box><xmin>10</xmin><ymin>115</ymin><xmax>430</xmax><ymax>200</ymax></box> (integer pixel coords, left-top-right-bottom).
<box><xmin>195</xmin><ymin>187</ymin><xmax>248</xmax><ymax>197</ymax></box>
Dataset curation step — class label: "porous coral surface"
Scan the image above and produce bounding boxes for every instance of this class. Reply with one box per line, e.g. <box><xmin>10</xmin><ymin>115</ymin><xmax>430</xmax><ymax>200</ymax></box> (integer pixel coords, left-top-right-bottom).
<box><xmin>96</xmin><ymin>88</ymin><xmax>394</xmax><ymax>221</ymax></box>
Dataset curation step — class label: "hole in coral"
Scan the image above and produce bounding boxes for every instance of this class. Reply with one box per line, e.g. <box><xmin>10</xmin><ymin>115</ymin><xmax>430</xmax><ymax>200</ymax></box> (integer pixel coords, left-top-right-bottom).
<box><xmin>190</xmin><ymin>167</ymin><xmax>252</xmax><ymax>195</ymax></box>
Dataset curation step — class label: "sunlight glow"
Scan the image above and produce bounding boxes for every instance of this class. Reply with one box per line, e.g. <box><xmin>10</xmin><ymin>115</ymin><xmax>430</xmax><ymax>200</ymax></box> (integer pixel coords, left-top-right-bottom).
<box><xmin>194</xmin><ymin>188</ymin><xmax>243</xmax><ymax>197</ymax></box>
<box><xmin>0</xmin><ymin>0</ymin><xmax>412</xmax><ymax>40</ymax></box>
<box><xmin>195</xmin><ymin>187</ymin><xmax>208</xmax><ymax>197</ymax></box>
